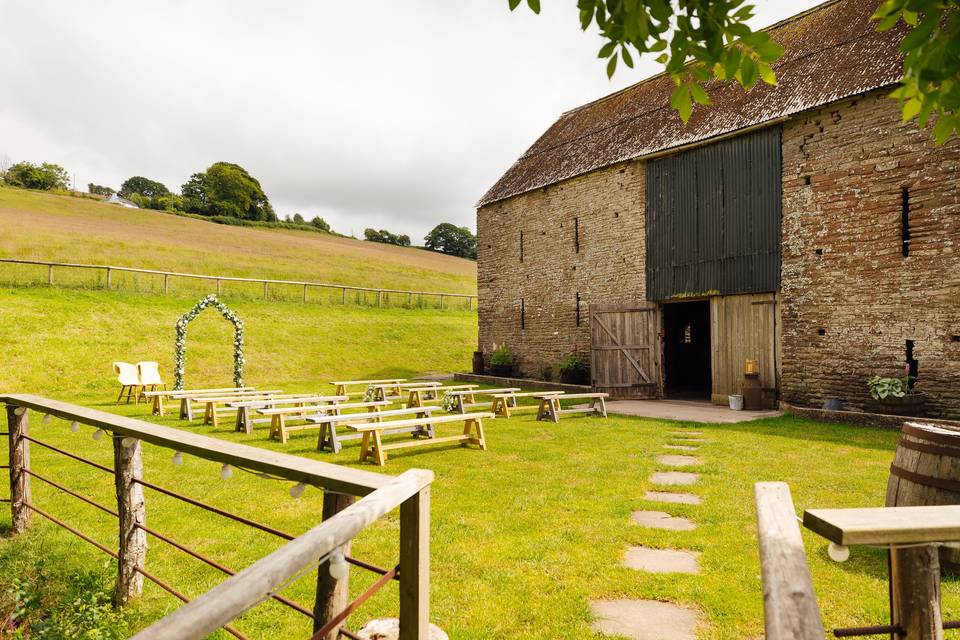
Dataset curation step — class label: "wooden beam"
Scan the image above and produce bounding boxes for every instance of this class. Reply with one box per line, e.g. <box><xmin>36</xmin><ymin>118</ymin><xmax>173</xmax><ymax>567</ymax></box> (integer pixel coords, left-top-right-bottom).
<box><xmin>400</xmin><ymin>486</ymin><xmax>430</xmax><ymax>640</ymax></box>
<box><xmin>113</xmin><ymin>434</ymin><xmax>146</xmax><ymax>604</ymax></box>
<box><xmin>6</xmin><ymin>405</ymin><xmax>31</xmax><ymax>534</ymax></box>
<box><xmin>313</xmin><ymin>492</ymin><xmax>356</xmax><ymax>639</ymax></box>
<box><xmin>754</xmin><ymin>482</ymin><xmax>824</xmax><ymax>640</ymax></box>
<box><xmin>891</xmin><ymin>545</ymin><xmax>944</xmax><ymax>640</ymax></box>
<box><xmin>803</xmin><ymin>505</ymin><xmax>960</xmax><ymax>546</ymax></box>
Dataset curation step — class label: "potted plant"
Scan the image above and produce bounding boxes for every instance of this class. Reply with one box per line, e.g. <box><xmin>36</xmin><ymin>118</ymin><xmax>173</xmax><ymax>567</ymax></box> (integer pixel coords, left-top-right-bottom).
<box><xmin>558</xmin><ymin>347</ymin><xmax>589</xmax><ymax>385</ymax></box>
<box><xmin>865</xmin><ymin>365</ymin><xmax>925</xmax><ymax>416</ymax></box>
<box><xmin>490</xmin><ymin>343</ymin><xmax>515</xmax><ymax>377</ymax></box>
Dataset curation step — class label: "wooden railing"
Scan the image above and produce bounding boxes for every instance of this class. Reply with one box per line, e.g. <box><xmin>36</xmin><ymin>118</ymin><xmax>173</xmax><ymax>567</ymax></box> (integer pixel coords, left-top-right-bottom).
<box><xmin>754</xmin><ymin>482</ymin><xmax>825</xmax><ymax>640</ymax></box>
<box><xmin>0</xmin><ymin>258</ymin><xmax>476</xmax><ymax>310</ymax></box>
<box><xmin>2</xmin><ymin>393</ymin><xmax>434</xmax><ymax>639</ymax></box>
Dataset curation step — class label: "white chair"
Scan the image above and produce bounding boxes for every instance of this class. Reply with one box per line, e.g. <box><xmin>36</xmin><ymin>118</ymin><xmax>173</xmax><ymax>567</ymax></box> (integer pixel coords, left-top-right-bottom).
<box><xmin>136</xmin><ymin>361</ymin><xmax>166</xmax><ymax>403</ymax></box>
<box><xmin>114</xmin><ymin>362</ymin><xmax>141</xmax><ymax>404</ymax></box>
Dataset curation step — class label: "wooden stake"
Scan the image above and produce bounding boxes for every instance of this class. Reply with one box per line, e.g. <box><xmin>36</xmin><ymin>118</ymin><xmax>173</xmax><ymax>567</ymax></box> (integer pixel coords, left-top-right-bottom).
<box><xmin>114</xmin><ymin>434</ymin><xmax>147</xmax><ymax>605</ymax></box>
<box><xmin>6</xmin><ymin>405</ymin><xmax>31</xmax><ymax>534</ymax></box>
<box><xmin>314</xmin><ymin>492</ymin><xmax>355</xmax><ymax>640</ymax></box>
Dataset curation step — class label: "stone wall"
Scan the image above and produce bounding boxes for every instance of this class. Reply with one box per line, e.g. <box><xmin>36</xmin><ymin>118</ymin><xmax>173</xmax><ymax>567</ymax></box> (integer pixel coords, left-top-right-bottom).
<box><xmin>476</xmin><ymin>161</ymin><xmax>646</xmax><ymax>378</ymax></box>
<box><xmin>780</xmin><ymin>90</ymin><xmax>960</xmax><ymax>418</ymax></box>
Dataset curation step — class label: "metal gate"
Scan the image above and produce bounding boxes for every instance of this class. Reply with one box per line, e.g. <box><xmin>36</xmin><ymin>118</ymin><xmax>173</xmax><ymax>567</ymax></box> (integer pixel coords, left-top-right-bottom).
<box><xmin>589</xmin><ymin>304</ymin><xmax>660</xmax><ymax>399</ymax></box>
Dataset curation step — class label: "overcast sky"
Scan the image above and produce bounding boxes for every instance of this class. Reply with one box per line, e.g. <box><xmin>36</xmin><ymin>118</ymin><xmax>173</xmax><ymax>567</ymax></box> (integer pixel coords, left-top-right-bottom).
<box><xmin>0</xmin><ymin>0</ymin><xmax>823</xmax><ymax>241</ymax></box>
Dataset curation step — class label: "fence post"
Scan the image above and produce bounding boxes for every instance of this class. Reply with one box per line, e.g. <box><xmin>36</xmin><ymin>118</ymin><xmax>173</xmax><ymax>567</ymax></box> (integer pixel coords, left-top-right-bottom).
<box><xmin>47</xmin><ymin>264</ymin><xmax>54</xmax><ymax>286</ymax></box>
<box><xmin>163</xmin><ymin>274</ymin><xmax>169</xmax><ymax>295</ymax></box>
<box><xmin>216</xmin><ymin>279</ymin><xmax>222</xmax><ymax>296</ymax></box>
<box><xmin>467</xmin><ymin>297</ymin><xmax>472</xmax><ymax>311</ymax></box>
<box><xmin>341</xmin><ymin>288</ymin><xmax>346</xmax><ymax>305</ymax></box>
<box><xmin>314</xmin><ymin>491</ymin><xmax>356</xmax><ymax>640</ymax></box>
<box><xmin>113</xmin><ymin>435</ymin><xmax>146</xmax><ymax>605</ymax></box>
<box><xmin>377</xmin><ymin>290</ymin><xmax>382</xmax><ymax>308</ymax></box>
<box><xmin>263</xmin><ymin>282</ymin><xmax>268</xmax><ymax>299</ymax></box>
<box><xmin>399</xmin><ymin>486</ymin><xmax>429</xmax><ymax>640</ymax></box>
<box><xmin>408</xmin><ymin>292</ymin><xmax>413</xmax><ymax>307</ymax></box>
<box><xmin>6</xmin><ymin>406</ymin><xmax>31</xmax><ymax>534</ymax></box>
<box><xmin>106</xmin><ymin>267</ymin><xmax>112</xmax><ymax>289</ymax></box>
<box><xmin>439</xmin><ymin>295</ymin><xmax>444</xmax><ymax>310</ymax></box>
<box><xmin>303</xmin><ymin>284</ymin><xmax>308</xmax><ymax>303</ymax></box>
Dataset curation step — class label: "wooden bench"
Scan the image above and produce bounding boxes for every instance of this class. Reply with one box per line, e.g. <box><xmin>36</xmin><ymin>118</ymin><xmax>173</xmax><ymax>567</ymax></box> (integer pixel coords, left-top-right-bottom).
<box><xmin>228</xmin><ymin>395</ymin><xmax>348</xmax><ymax>434</ymax></box>
<box><xmin>344</xmin><ymin>412</ymin><xmax>493</xmax><ymax>466</ymax></box>
<box><xmin>405</xmin><ymin>384</ymin><xmax>479</xmax><ymax>408</ymax></box>
<box><xmin>190</xmin><ymin>392</ymin><xmax>296</xmax><ymax>427</ymax></box>
<box><xmin>311</xmin><ymin>406</ymin><xmax>437</xmax><ymax>453</ymax></box>
<box><xmin>330</xmin><ymin>378</ymin><xmax>406</xmax><ymax>399</ymax></box>
<box><xmin>366</xmin><ymin>381</ymin><xmax>443</xmax><ymax>403</ymax></box>
<box><xmin>259</xmin><ymin>400</ymin><xmax>390</xmax><ymax>443</ymax></box>
<box><xmin>442</xmin><ymin>387</ymin><xmax>520</xmax><ymax>414</ymax></box>
<box><xmin>536</xmin><ymin>393</ymin><xmax>609</xmax><ymax>422</ymax></box>
<box><xmin>490</xmin><ymin>391</ymin><xmax>566</xmax><ymax>418</ymax></box>
<box><xmin>142</xmin><ymin>386</ymin><xmax>257</xmax><ymax>417</ymax></box>
<box><xmin>174</xmin><ymin>389</ymin><xmax>283</xmax><ymax>421</ymax></box>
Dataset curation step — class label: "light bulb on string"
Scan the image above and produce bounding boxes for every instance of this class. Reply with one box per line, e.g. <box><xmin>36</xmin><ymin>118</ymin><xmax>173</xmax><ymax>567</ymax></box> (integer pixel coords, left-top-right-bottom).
<box><xmin>121</xmin><ymin>437</ymin><xmax>138</xmax><ymax>448</ymax></box>
<box><xmin>220</xmin><ymin>464</ymin><xmax>233</xmax><ymax>480</ymax></box>
<box><xmin>171</xmin><ymin>451</ymin><xmax>183</xmax><ymax>466</ymax></box>
<box><xmin>328</xmin><ymin>547</ymin><xmax>348</xmax><ymax>580</ymax></box>
<box><xmin>42</xmin><ymin>413</ymin><xmax>52</xmax><ymax>425</ymax></box>
<box><xmin>92</xmin><ymin>429</ymin><xmax>104</xmax><ymax>441</ymax></box>
<box><xmin>13</xmin><ymin>407</ymin><xmax>25</xmax><ymax>416</ymax></box>
<box><xmin>828</xmin><ymin>542</ymin><xmax>850</xmax><ymax>562</ymax></box>
<box><xmin>289</xmin><ymin>482</ymin><xmax>307</xmax><ymax>499</ymax></box>
<box><xmin>69</xmin><ymin>421</ymin><xmax>79</xmax><ymax>433</ymax></box>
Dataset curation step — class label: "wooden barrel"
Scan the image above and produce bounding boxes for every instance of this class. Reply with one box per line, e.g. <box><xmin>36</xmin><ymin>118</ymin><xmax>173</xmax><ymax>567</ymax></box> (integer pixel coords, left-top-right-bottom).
<box><xmin>886</xmin><ymin>422</ymin><xmax>960</xmax><ymax>569</ymax></box>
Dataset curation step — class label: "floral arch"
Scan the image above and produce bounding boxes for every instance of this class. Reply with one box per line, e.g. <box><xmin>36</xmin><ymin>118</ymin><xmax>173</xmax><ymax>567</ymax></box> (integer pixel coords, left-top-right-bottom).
<box><xmin>174</xmin><ymin>295</ymin><xmax>244</xmax><ymax>390</ymax></box>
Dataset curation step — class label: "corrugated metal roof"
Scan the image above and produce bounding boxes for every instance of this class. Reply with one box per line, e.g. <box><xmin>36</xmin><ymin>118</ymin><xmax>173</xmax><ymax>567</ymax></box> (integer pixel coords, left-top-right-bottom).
<box><xmin>477</xmin><ymin>0</ymin><xmax>906</xmax><ymax>207</ymax></box>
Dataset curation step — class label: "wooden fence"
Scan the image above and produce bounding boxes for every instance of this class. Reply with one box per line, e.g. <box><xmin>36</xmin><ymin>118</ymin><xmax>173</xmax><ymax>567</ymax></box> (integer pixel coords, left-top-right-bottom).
<box><xmin>0</xmin><ymin>258</ymin><xmax>476</xmax><ymax>310</ymax></box>
<box><xmin>2</xmin><ymin>393</ymin><xmax>434</xmax><ymax>639</ymax></box>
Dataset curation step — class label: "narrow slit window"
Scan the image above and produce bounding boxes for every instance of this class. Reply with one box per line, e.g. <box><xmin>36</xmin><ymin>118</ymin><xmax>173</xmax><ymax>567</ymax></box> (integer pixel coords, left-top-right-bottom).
<box><xmin>901</xmin><ymin>187</ymin><xmax>911</xmax><ymax>257</ymax></box>
<box><xmin>906</xmin><ymin>339</ymin><xmax>918</xmax><ymax>388</ymax></box>
<box><xmin>520</xmin><ymin>298</ymin><xmax>526</xmax><ymax>330</ymax></box>
<box><xmin>574</xmin><ymin>217</ymin><xmax>580</xmax><ymax>253</ymax></box>
<box><xmin>520</xmin><ymin>230</ymin><xmax>524</xmax><ymax>262</ymax></box>
<box><xmin>575</xmin><ymin>292</ymin><xmax>581</xmax><ymax>326</ymax></box>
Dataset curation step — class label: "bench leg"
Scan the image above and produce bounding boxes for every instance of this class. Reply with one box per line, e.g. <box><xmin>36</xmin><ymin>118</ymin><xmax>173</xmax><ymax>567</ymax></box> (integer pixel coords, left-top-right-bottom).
<box><xmin>329</xmin><ymin>425</ymin><xmax>342</xmax><ymax>453</ymax></box>
<box><xmin>152</xmin><ymin>395</ymin><xmax>162</xmax><ymax>416</ymax></box>
<box><xmin>269</xmin><ymin>415</ymin><xmax>280</xmax><ymax>440</ymax></box>
<box><xmin>317</xmin><ymin>424</ymin><xmax>328</xmax><ymax>451</ymax></box>
<box><xmin>359</xmin><ymin>432</ymin><xmax>370</xmax><ymax>462</ymax></box>
<box><xmin>536</xmin><ymin>399</ymin><xmax>546</xmax><ymax>421</ymax></box>
<box><xmin>278</xmin><ymin>415</ymin><xmax>288</xmax><ymax>444</ymax></box>
<box><xmin>244</xmin><ymin>407</ymin><xmax>254</xmax><ymax>434</ymax></box>
<box><xmin>371</xmin><ymin>431</ymin><xmax>386</xmax><ymax>466</ymax></box>
<box><xmin>551</xmin><ymin>398</ymin><xmax>561</xmax><ymax>423</ymax></box>
<box><xmin>211</xmin><ymin>404</ymin><xmax>220</xmax><ymax>428</ymax></box>
<box><xmin>466</xmin><ymin>418</ymin><xmax>487</xmax><ymax>450</ymax></box>
<box><xmin>599</xmin><ymin>397</ymin><xmax>608</xmax><ymax>418</ymax></box>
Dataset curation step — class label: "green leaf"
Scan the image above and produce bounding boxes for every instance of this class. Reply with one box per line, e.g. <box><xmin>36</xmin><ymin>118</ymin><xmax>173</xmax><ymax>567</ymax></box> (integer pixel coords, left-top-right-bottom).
<box><xmin>508</xmin><ymin>0</ymin><xmax>522</xmax><ymax>11</ymax></box>
<box><xmin>606</xmin><ymin>52</ymin><xmax>618</xmax><ymax>79</ymax></box>
<box><xmin>723</xmin><ymin>47</ymin><xmax>742</xmax><ymax>79</ymax></box>
<box><xmin>902</xmin><ymin>97</ymin><xmax>922</xmax><ymax>121</ymax></box>
<box><xmin>675</xmin><ymin>86</ymin><xmax>694</xmax><ymax>122</ymax></box>
<box><xmin>740</xmin><ymin>56</ymin><xmax>758</xmax><ymax>89</ymax></box>
<box><xmin>598</xmin><ymin>41</ymin><xmax>617</xmax><ymax>58</ymax></box>
<box><xmin>656</xmin><ymin>52</ymin><xmax>669</xmax><ymax>64</ymax></box>
<box><xmin>579</xmin><ymin>8</ymin><xmax>594</xmax><ymax>30</ymax></box>
<box><xmin>621</xmin><ymin>46</ymin><xmax>635</xmax><ymax>68</ymax></box>
<box><xmin>754</xmin><ymin>39</ymin><xmax>785</xmax><ymax>63</ymax></box>
<box><xmin>648</xmin><ymin>39</ymin><xmax>667</xmax><ymax>52</ymax></box>
<box><xmin>690</xmin><ymin>83</ymin><xmax>712</xmax><ymax>105</ymax></box>
<box><xmin>758</xmin><ymin>61</ymin><xmax>777</xmax><ymax>85</ymax></box>
<box><xmin>526</xmin><ymin>0</ymin><xmax>541</xmax><ymax>14</ymax></box>
<box><xmin>933</xmin><ymin>116</ymin><xmax>956</xmax><ymax>144</ymax></box>
<box><xmin>900</xmin><ymin>15</ymin><xmax>937</xmax><ymax>53</ymax></box>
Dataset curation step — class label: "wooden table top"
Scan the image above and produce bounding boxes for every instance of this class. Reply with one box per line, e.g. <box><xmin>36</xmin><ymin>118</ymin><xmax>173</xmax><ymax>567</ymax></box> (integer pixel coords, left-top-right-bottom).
<box><xmin>803</xmin><ymin>505</ymin><xmax>960</xmax><ymax>546</ymax></box>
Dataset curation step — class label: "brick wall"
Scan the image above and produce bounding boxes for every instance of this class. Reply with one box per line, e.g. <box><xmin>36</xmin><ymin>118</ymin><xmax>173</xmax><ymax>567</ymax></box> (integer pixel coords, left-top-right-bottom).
<box><xmin>781</xmin><ymin>90</ymin><xmax>960</xmax><ymax>418</ymax></box>
<box><xmin>476</xmin><ymin>161</ymin><xmax>646</xmax><ymax>378</ymax></box>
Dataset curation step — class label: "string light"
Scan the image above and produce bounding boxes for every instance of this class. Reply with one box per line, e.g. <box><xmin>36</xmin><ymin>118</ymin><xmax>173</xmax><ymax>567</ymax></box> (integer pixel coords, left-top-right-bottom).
<box><xmin>328</xmin><ymin>547</ymin><xmax>348</xmax><ymax>579</ymax></box>
<box><xmin>289</xmin><ymin>482</ymin><xmax>307</xmax><ymax>499</ymax></box>
<box><xmin>220</xmin><ymin>464</ymin><xmax>233</xmax><ymax>480</ymax></box>
<box><xmin>92</xmin><ymin>429</ymin><xmax>105</xmax><ymax>441</ymax></box>
<box><xmin>69</xmin><ymin>421</ymin><xmax>80</xmax><ymax>433</ymax></box>
<box><xmin>42</xmin><ymin>413</ymin><xmax>52</xmax><ymax>425</ymax></box>
<box><xmin>171</xmin><ymin>451</ymin><xmax>183</xmax><ymax>466</ymax></box>
<box><xmin>828</xmin><ymin>542</ymin><xmax>850</xmax><ymax>562</ymax></box>
<box><xmin>13</xmin><ymin>407</ymin><xmax>25</xmax><ymax>416</ymax></box>
<box><xmin>121</xmin><ymin>437</ymin><xmax>138</xmax><ymax>448</ymax></box>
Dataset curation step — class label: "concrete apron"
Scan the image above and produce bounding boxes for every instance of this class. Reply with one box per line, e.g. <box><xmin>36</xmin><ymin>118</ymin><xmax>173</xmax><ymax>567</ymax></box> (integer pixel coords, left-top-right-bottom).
<box><xmin>602</xmin><ymin>398</ymin><xmax>781</xmax><ymax>423</ymax></box>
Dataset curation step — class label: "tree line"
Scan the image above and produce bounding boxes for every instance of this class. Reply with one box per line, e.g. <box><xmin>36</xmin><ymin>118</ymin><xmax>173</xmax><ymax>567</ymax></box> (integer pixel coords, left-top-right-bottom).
<box><xmin>1</xmin><ymin>156</ymin><xmax>476</xmax><ymax>259</ymax></box>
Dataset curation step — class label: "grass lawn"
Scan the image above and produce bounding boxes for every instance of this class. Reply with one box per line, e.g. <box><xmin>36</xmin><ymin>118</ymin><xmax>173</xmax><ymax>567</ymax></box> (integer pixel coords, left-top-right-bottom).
<box><xmin>0</xmin><ymin>187</ymin><xmax>476</xmax><ymax>295</ymax></box>
<box><xmin>1</xmin><ymin>286</ymin><xmax>955</xmax><ymax>638</ymax></box>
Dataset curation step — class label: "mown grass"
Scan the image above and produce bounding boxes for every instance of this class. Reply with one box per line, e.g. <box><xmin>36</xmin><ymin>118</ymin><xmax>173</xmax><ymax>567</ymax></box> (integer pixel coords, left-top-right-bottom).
<box><xmin>0</xmin><ymin>187</ymin><xmax>476</xmax><ymax>295</ymax></box>
<box><xmin>1</xmin><ymin>286</ymin><xmax>955</xmax><ymax>638</ymax></box>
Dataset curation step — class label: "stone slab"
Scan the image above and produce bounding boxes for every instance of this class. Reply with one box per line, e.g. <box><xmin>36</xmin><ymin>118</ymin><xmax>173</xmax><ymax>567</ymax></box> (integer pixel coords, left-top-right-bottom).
<box><xmin>656</xmin><ymin>454</ymin><xmax>701</xmax><ymax>467</ymax></box>
<box><xmin>623</xmin><ymin>546</ymin><xmax>700</xmax><ymax>574</ymax></box>
<box><xmin>631</xmin><ymin>510</ymin><xmax>696</xmax><ymax>531</ymax></box>
<box><xmin>590</xmin><ymin>599</ymin><xmax>700</xmax><ymax>640</ymax></box>
<box><xmin>605</xmin><ymin>398</ymin><xmax>781</xmax><ymax>423</ymax></box>
<box><xmin>650</xmin><ymin>471</ymin><xmax>699</xmax><ymax>486</ymax></box>
<box><xmin>664</xmin><ymin>444</ymin><xmax>699</xmax><ymax>451</ymax></box>
<box><xmin>645</xmin><ymin>490</ymin><xmax>701</xmax><ymax>505</ymax></box>
<box><xmin>668</xmin><ymin>430</ymin><xmax>704</xmax><ymax>436</ymax></box>
<box><xmin>357</xmin><ymin>618</ymin><xmax>448</xmax><ymax>639</ymax></box>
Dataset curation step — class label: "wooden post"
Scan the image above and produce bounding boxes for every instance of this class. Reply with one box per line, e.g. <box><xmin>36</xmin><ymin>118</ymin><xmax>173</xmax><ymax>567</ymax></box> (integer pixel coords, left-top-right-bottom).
<box><xmin>439</xmin><ymin>295</ymin><xmax>444</xmax><ymax>310</ymax></box>
<box><xmin>377</xmin><ymin>291</ymin><xmax>382</xmax><ymax>307</ymax></box>
<box><xmin>263</xmin><ymin>282</ymin><xmax>268</xmax><ymax>299</ymax></box>
<box><xmin>303</xmin><ymin>284</ymin><xmax>308</xmax><ymax>303</ymax></box>
<box><xmin>113</xmin><ymin>435</ymin><xmax>147</xmax><ymax>605</ymax></box>
<box><xmin>7</xmin><ymin>405</ymin><xmax>31</xmax><ymax>534</ymax></box>
<box><xmin>341</xmin><ymin>288</ymin><xmax>346</xmax><ymax>304</ymax></box>
<box><xmin>399</xmin><ymin>487</ymin><xmax>430</xmax><ymax>640</ymax></box>
<box><xmin>408</xmin><ymin>292</ymin><xmax>413</xmax><ymax>307</ymax></box>
<box><xmin>47</xmin><ymin>264</ymin><xmax>54</xmax><ymax>285</ymax></box>
<box><xmin>467</xmin><ymin>296</ymin><xmax>472</xmax><ymax>311</ymax></box>
<box><xmin>891</xmin><ymin>545</ymin><xmax>944</xmax><ymax>640</ymax></box>
<box><xmin>106</xmin><ymin>267</ymin><xmax>112</xmax><ymax>289</ymax></box>
<box><xmin>419</xmin><ymin>293</ymin><xmax>423</xmax><ymax>309</ymax></box>
<box><xmin>314</xmin><ymin>492</ymin><xmax>355</xmax><ymax>639</ymax></box>
<box><xmin>163</xmin><ymin>274</ymin><xmax>169</xmax><ymax>294</ymax></box>
<box><xmin>216</xmin><ymin>279</ymin><xmax>222</xmax><ymax>296</ymax></box>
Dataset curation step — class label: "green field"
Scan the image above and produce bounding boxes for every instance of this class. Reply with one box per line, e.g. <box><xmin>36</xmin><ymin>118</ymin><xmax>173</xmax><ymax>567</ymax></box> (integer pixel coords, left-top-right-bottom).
<box><xmin>0</xmin><ymin>187</ymin><xmax>477</xmax><ymax>295</ymax></box>
<box><xmin>0</xmin><ymin>287</ymin><xmax>952</xmax><ymax>639</ymax></box>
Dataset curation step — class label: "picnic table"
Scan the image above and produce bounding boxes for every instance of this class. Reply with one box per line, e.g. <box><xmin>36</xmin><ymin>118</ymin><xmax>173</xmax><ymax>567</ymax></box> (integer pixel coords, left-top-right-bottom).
<box><xmin>142</xmin><ymin>386</ymin><xmax>256</xmax><ymax>417</ymax></box>
<box><xmin>330</xmin><ymin>378</ymin><xmax>406</xmax><ymax>398</ymax></box>
<box><xmin>536</xmin><ymin>393</ymin><xmax>609</xmax><ymax>422</ymax></box>
<box><xmin>228</xmin><ymin>395</ymin><xmax>347</xmax><ymax>434</ymax></box>
<box><xmin>344</xmin><ymin>412</ymin><xmax>493</xmax><ymax>466</ymax></box>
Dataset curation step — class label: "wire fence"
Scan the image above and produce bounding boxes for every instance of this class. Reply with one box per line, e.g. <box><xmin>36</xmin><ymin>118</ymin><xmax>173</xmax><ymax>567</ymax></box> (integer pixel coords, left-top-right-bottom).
<box><xmin>0</xmin><ymin>258</ymin><xmax>476</xmax><ymax>310</ymax></box>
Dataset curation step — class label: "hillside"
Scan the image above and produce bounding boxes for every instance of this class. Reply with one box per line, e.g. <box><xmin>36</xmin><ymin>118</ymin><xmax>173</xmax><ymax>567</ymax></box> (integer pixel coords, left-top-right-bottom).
<box><xmin>0</xmin><ymin>187</ymin><xmax>476</xmax><ymax>294</ymax></box>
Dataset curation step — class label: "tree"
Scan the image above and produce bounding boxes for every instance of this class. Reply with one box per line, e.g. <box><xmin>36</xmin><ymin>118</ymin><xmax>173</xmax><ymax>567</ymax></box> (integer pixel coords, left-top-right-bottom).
<box><xmin>310</xmin><ymin>216</ymin><xmax>331</xmax><ymax>232</ymax></box>
<box><xmin>119</xmin><ymin>176</ymin><xmax>169</xmax><ymax>199</ymax></box>
<box><xmin>509</xmin><ymin>0</ymin><xmax>959</xmax><ymax>142</ymax></box>
<box><xmin>364</xmin><ymin>228</ymin><xmax>411</xmax><ymax>246</ymax></box>
<box><xmin>292</xmin><ymin>213</ymin><xmax>305</xmax><ymax>224</ymax></box>
<box><xmin>88</xmin><ymin>183</ymin><xmax>116</xmax><ymax>196</ymax></box>
<box><xmin>424</xmin><ymin>223</ymin><xmax>477</xmax><ymax>259</ymax></box>
<box><xmin>4</xmin><ymin>161</ymin><xmax>69</xmax><ymax>190</ymax></box>
<box><xmin>181</xmin><ymin>162</ymin><xmax>276</xmax><ymax>221</ymax></box>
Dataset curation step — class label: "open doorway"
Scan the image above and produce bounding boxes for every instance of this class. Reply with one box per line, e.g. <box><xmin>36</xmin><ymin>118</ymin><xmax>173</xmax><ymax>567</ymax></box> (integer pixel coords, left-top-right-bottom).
<box><xmin>662</xmin><ymin>300</ymin><xmax>712</xmax><ymax>399</ymax></box>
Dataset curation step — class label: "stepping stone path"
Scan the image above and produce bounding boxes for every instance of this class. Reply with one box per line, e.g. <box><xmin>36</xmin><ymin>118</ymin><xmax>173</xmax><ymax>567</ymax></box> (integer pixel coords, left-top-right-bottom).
<box><xmin>650</xmin><ymin>471</ymin><xmax>699</xmax><ymax>486</ymax></box>
<box><xmin>645</xmin><ymin>490</ymin><xmax>701</xmax><ymax>505</ymax></box>
<box><xmin>593</xmin><ymin>428</ymin><xmax>714</xmax><ymax>640</ymax></box>
<box><xmin>590</xmin><ymin>599</ymin><xmax>700</xmax><ymax>640</ymax></box>
<box><xmin>631</xmin><ymin>510</ymin><xmax>696</xmax><ymax>531</ymax></box>
<box><xmin>623</xmin><ymin>546</ymin><xmax>700</xmax><ymax>574</ymax></box>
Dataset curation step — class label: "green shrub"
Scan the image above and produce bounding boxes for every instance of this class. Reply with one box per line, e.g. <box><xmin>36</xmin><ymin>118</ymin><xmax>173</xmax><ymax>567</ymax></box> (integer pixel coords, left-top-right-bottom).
<box><xmin>867</xmin><ymin>375</ymin><xmax>907</xmax><ymax>400</ymax></box>
<box><xmin>491</xmin><ymin>343</ymin><xmax>513</xmax><ymax>366</ymax></box>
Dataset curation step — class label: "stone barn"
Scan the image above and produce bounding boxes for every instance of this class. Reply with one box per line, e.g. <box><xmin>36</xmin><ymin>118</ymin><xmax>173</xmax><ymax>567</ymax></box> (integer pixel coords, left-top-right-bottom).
<box><xmin>475</xmin><ymin>0</ymin><xmax>960</xmax><ymax>418</ymax></box>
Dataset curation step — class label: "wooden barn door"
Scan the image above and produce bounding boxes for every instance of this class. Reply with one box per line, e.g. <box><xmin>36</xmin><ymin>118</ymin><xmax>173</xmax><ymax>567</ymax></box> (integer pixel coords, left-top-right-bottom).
<box><xmin>589</xmin><ymin>304</ymin><xmax>660</xmax><ymax>399</ymax></box>
<box><xmin>710</xmin><ymin>293</ymin><xmax>778</xmax><ymax>406</ymax></box>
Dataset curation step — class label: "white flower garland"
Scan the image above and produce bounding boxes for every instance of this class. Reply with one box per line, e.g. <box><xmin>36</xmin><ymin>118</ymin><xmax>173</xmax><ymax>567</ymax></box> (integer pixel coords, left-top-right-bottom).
<box><xmin>174</xmin><ymin>294</ymin><xmax>244</xmax><ymax>390</ymax></box>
